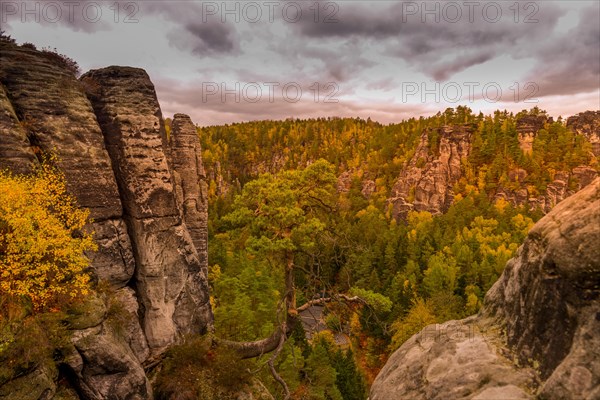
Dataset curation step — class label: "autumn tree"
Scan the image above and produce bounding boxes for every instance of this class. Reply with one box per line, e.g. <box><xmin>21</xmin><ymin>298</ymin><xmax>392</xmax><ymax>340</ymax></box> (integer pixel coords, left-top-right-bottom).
<box><xmin>0</xmin><ymin>162</ymin><xmax>95</xmax><ymax>312</ymax></box>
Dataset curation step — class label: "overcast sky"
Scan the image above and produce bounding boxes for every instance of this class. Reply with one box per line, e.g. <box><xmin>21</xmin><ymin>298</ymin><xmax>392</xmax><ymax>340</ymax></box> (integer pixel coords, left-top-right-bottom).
<box><xmin>3</xmin><ymin>0</ymin><xmax>599</xmax><ymax>126</ymax></box>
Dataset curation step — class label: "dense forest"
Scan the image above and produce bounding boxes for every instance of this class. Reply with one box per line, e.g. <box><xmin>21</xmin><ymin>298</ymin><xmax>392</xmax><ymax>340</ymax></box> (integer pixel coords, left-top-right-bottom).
<box><xmin>178</xmin><ymin>106</ymin><xmax>598</xmax><ymax>397</ymax></box>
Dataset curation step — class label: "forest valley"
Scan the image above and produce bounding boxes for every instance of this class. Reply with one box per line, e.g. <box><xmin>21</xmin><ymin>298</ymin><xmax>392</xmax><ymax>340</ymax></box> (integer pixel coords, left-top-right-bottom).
<box><xmin>168</xmin><ymin>106</ymin><xmax>596</xmax><ymax>398</ymax></box>
<box><xmin>1</xmin><ymin>104</ymin><xmax>598</xmax><ymax>400</ymax></box>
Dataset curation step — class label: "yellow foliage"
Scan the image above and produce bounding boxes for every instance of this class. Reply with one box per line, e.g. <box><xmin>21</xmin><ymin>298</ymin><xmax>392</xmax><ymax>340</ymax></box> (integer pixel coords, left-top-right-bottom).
<box><xmin>0</xmin><ymin>161</ymin><xmax>95</xmax><ymax>312</ymax></box>
<box><xmin>494</xmin><ymin>197</ymin><xmax>509</xmax><ymax>214</ymax></box>
<box><xmin>390</xmin><ymin>298</ymin><xmax>436</xmax><ymax>350</ymax></box>
<box><xmin>350</xmin><ymin>313</ymin><xmax>362</xmax><ymax>337</ymax></box>
<box><xmin>511</xmin><ymin>214</ymin><xmax>534</xmax><ymax>237</ymax></box>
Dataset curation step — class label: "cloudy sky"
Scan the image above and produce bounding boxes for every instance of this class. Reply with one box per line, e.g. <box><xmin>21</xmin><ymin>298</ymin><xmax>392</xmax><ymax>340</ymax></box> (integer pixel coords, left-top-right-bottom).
<box><xmin>3</xmin><ymin>0</ymin><xmax>599</xmax><ymax>126</ymax></box>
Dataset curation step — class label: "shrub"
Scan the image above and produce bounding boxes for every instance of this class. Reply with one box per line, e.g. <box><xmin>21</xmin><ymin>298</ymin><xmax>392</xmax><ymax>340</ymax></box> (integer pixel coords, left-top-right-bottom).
<box><xmin>40</xmin><ymin>47</ymin><xmax>81</xmax><ymax>77</ymax></box>
<box><xmin>0</xmin><ymin>31</ymin><xmax>15</xmax><ymax>44</ymax></box>
<box><xmin>0</xmin><ymin>310</ymin><xmax>66</xmax><ymax>385</ymax></box>
<box><xmin>154</xmin><ymin>335</ymin><xmax>253</xmax><ymax>400</ymax></box>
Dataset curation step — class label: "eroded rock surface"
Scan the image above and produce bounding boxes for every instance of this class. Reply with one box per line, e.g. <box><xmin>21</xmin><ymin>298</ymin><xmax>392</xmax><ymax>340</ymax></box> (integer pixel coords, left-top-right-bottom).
<box><xmin>0</xmin><ymin>40</ymin><xmax>135</xmax><ymax>288</ymax></box>
<box><xmin>371</xmin><ymin>179</ymin><xmax>600</xmax><ymax>400</ymax></box>
<box><xmin>390</xmin><ymin>125</ymin><xmax>472</xmax><ymax>219</ymax></box>
<box><xmin>371</xmin><ymin>317</ymin><xmax>537</xmax><ymax>400</ymax></box>
<box><xmin>517</xmin><ymin>114</ymin><xmax>551</xmax><ymax>154</ymax></box>
<box><xmin>81</xmin><ymin>66</ymin><xmax>212</xmax><ymax>352</ymax></box>
<box><xmin>568</xmin><ymin>111</ymin><xmax>600</xmax><ymax>156</ymax></box>
<box><xmin>0</xmin><ymin>42</ymin><xmax>213</xmax><ymax>399</ymax></box>
<box><xmin>64</xmin><ymin>294</ymin><xmax>152</xmax><ymax>399</ymax></box>
<box><xmin>0</xmin><ymin>82</ymin><xmax>36</xmax><ymax>174</ymax></box>
<box><xmin>484</xmin><ymin>177</ymin><xmax>600</xmax><ymax>398</ymax></box>
<box><xmin>495</xmin><ymin>166</ymin><xmax>598</xmax><ymax>213</ymax></box>
<box><xmin>169</xmin><ymin>113</ymin><xmax>209</xmax><ymax>273</ymax></box>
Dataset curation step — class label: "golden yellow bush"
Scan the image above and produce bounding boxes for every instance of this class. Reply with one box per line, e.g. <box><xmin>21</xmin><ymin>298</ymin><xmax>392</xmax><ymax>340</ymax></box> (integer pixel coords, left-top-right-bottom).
<box><xmin>0</xmin><ymin>161</ymin><xmax>96</xmax><ymax>311</ymax></box>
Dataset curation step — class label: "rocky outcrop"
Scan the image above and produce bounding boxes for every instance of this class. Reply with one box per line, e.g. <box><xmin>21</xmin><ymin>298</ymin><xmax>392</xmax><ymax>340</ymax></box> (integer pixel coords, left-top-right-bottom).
<box><xmin>388</xmin><ymin>114</ymin><xmax>598</xmax><ymax>219</ymax></box>
<box><xmin>567</xmin><ymin>111</ymin><xmax>600</xmax><ymax>156</ymax></box>
<box><xmin>495</xmin><ymin>166</ymin><xmax>598</xmax><ymax>213</ymax></box>
<box><xmin>80</xmin><ymin>67</ymin><xmax>213</xmax><ymax>352</ymax></box>
<box><xmin>483</xmin><ymin>177</ymin><xmax>600</xmax><ymax>398</ymax></box>
<box><xmin>389</xmin><ymin>125</ymin><xmax>472</xmax><ymax>219</ymax></box>
<box><xmin>517</xmin><ymin>114</ymin><xmax>551</xmax><ymax>154</ymax></box>
<box><xmin>371</xmin><ymin>178</ymin><xmax>600</xmax><ymax>399</ymax></box>
<box><xmin>0</xmin><ymin>40</ymin><xmax>135</xmax><ymax>288</ymax></box>
<box><xmin>168</xmin><ymin>114</ymin><xmax>209</xmax><ymax>274</ymax></box>
<box><xmin>0</xmin><ymin>82</ymin><xmax>36</xmax><ymax>174</ymax></box>
<box><xmin>65</xmin><ymin>292</ymin><xmax>152</xmax><ymax>399</ymax></box>
<box><xmin>0</xmin><ymin>41</ymin><xmax>213</xmax><ymax>398</ymax></box>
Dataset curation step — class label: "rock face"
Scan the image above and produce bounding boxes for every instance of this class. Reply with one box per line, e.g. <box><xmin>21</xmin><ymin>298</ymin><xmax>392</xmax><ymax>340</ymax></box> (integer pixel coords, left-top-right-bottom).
<box><xmin>484</xmin><ymin>177</ymin><xmax>600</xmax><ymax>398</ymax></box>
<box><xmin>389</xmin><ymin>125</ymin><xmax>472</xmax><ymax>219</ymax></box>
<box><xmin>80</xmin><ymin>66</ymin><xmax>213</xmax><ymax>352</ymax></box>
<box><xmin>65</xmin><ymin>293</ymin><xmax>152</xmax><ymax>399</ymax></box>
<box><xmin>0</xmin><ymin>82</ymin><xmax>36</xmax><ymax>174</ymax></box>
<box><xmin>0</xmin><ymin>41</ymin><xmax>213</xmax><ymax>398</ymax></box>
<box><xmin>168</xmin><ymin>113</ymin><xmax>209</xmax><ymax>274</ymax></box>
<box><xmin>495</xmin><ymin>166</ymin><xmax>598</xmax><ymax>213</ymax></box>
<box><xmin>371</xmin><ymin>178</ymin><xmax>600</xmax><ymax>400</ymax></box>
<box><xmin>517</xmin><ymin>114</ymin><xmax>551</xmax><ymax>154</ymax></box>
<box><xmin>389</xmin><ymin>113</ymin><xmax>599</xmax><ymax>219</ymax></box>
<box><xmin>567</xmin><ymin>111</ymin><xmax>600</xmax><ymax>156</ymax></box>
<box><xmin>0</xmin><ymin>41</ymin><xmax>135</xmax><ymax>288</ymax></box>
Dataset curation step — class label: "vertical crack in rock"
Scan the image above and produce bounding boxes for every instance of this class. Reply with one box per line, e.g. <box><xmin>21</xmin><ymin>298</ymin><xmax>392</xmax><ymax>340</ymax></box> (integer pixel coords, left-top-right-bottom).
<box><xmin>80</xmin><ymin>66</ymin><xmax>213</xmax><ymax>354</ymax></box>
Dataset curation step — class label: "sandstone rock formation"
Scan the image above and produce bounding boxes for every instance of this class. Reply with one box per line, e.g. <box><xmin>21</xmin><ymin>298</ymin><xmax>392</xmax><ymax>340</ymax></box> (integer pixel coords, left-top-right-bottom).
<box><xmin>516</xmin><ymin>114</ymin><xmax>551</xmax><ymax>154</ymax></box>
<box><xmin>0</xmin><ymin>82</ymin><xmax>36</xmax><ymax>174</ymax></box>
<box><xmin>568</xmin><ymin>111</ymin><xmax>600</xmax><ymax>156</ymax></box>
<box><xmin>495</xmin><ymin>166</ymin><xmax>598</xmax><ymax>213</ymax></box>
<box><xmin>389</xmin><ymin>113</ymin><xmax>599</xmax><ymax>219</ymax></box>
<box><xmin>80</xmin><ymin>66</ymin><xmax>213</xmax><ymax>353</ymax></box>
<box><xmin>0</xmin><ymin>40</ymin><xmax>213</xmax><ymax>399</ymax></box>
<box><xmin>0</xmin><ymin>42</ymin><xmax>135</xmax><ymax>288</ymax></box>
<box><xmin>168</xmin><ymin>113</ymin><xmax>209</xmax><ymax>274</ymax></box>
<box><xmin>484</xmin><ymin>177</ymin><xmax>600</xmax><ymax>398</ymax></box>
<box><xmin>64</xmin><ymin>293</ymin><xmax>152</xmax><ymax>399</ymax></box>
<box><xmin>389</xmin><ymin>125</ymin><xmax>472</xmax><ymax>219</ymax></box>
<box><xmin>371</xmin><ymin>178</ymin><xmax>600</xmax><ymax>400</ymax></box>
